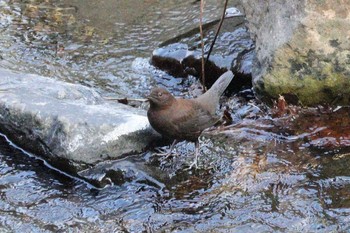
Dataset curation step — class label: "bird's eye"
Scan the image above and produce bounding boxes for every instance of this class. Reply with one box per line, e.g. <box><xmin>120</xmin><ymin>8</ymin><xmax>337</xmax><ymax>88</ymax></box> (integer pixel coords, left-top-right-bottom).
<box><xmin>158</xmin><ymin>92</ymin><xmax>163</xmax><ymax>97</ymax></box>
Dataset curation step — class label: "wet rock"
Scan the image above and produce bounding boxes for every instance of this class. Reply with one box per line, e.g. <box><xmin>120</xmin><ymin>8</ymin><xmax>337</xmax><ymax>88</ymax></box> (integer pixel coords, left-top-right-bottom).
<box><xmin>151</xmin><ymin>43</ymin><xmax>189</xmax><ymax>78</ymax></box>
<box><xmin>150</xmin><ymin>15</ymin><xmax>254</xmax><ymax>92</ymax></box>
<box><xmin>78</xmin><ymin>157</ymin><xmax>167</xmax><ymax>188</ymax></box>
<box><xmin>241</xmin><ymin>0</ymin><xmax>350</xmax><ymax>106</ymax></box>
<box><xmin>0</xmin><ymin>69</ymin><xmax>160</xmax><ymax>175</ymax></box>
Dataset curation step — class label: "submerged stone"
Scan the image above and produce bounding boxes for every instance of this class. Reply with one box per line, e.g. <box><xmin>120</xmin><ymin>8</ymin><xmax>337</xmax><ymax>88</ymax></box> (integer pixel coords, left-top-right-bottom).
<box><xmin>0</xmin><ymin>69</ymin><xmax>159</xmax><ymax>176</ymax></box>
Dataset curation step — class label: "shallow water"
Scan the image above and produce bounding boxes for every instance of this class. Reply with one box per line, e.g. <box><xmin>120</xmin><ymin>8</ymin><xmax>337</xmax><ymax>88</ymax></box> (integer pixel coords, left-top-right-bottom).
<box><xmin>1</xmin><ymin>107</ymin><xmax>350</xmax><ymax>232</ymax></box>
<box><xmin>0</xmin><ymin>0</ymin><xmax>226</xmax><ymax>97</ymax></box>
<box><xmin>1</xmin><ymin>0</ymin><xmax>350</xmax><ymax>232</ymax></box>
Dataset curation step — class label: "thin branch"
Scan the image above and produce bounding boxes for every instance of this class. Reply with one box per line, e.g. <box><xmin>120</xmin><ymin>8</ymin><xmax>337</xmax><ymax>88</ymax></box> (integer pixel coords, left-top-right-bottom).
<box><xmin>104</xmin><ymin>97</ymin><xmax>148</xmax><ymax>102</ymax></box>
<box><xmin>205</xmin><ymin>0</ymin><xmax>229</xmax><ymax>65</ymax></box>
<box><xmin>199</xmin><ymin>0</ymin><xmax>206</xmax><ymax>92</ymax></box>
<box><xmin>0</xmin><ymin>89</ymin><xmax>13</xmax><ymax>93</ymax></box>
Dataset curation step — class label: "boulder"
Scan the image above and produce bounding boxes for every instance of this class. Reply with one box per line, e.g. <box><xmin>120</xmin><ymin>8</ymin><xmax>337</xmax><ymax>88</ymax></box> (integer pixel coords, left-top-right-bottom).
<box><xmin>0</xmin><ymin>69</ymin><xmax>159</xmax><ymax>175</ymax></box>
<box><xmin>241</xmin><ymin>0</ymin><xmax>350</xmax><ymax>106</ymax></box>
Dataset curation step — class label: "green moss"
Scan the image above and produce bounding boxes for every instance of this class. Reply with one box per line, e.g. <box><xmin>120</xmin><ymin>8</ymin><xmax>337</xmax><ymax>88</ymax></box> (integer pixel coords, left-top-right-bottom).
<box><xmin>262</xmin><ymin>55</ymin><xmax>350</xmax><ymax>106</ymax></box>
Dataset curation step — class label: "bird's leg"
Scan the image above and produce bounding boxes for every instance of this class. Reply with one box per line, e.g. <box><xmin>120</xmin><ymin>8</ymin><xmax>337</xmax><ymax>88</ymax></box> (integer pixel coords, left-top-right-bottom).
<box><xmin>154</xmin><ymin>139</ymin><xmax>178</xmax><ymax>158</ymax></box>
<box><xmin>168</xmin><ymin>139</ymin><xmax>177</xmax><ymax>153</ymax></box>
<box><xmin>188</xmin><ymin>140</ymin><xmax>199</xmax><ymax>169</ymax></box>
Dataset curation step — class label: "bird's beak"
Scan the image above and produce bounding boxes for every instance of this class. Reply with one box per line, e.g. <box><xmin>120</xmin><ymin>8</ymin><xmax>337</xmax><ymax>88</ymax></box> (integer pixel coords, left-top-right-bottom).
<box><xmin>146</xmin><ymin>95</ymin><xmax>155</xmax><ymax>103</ymax></box>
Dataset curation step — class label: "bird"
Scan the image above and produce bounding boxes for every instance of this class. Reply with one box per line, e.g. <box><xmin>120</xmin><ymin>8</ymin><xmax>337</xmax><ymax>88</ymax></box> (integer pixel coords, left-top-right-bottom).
<box><xmin>147</xmin><ymin>70</ymin><xmax>234</xmax><ymax>168</ymax></box>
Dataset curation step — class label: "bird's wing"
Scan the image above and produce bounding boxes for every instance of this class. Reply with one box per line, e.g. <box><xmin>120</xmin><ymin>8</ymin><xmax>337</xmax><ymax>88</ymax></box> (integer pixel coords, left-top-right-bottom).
<box><xmin>169</xmin><ymin>100</ymin><xmax>218</xmax><ymax>136</ymax></box>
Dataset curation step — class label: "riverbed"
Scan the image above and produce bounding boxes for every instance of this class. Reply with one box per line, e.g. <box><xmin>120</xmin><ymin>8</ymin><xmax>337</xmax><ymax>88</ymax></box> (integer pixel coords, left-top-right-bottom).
<box><xmin>1</xmin><ymin>0</ymin><xmax>350</xmax><ymax>232</ymax></box>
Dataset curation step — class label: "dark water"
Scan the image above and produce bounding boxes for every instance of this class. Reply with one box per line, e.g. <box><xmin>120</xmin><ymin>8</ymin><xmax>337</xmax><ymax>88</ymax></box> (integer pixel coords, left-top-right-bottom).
<box><xmin>1</xmin><ymin>0</ymin><xmax>350</xmax><ymax>232</ymax></box>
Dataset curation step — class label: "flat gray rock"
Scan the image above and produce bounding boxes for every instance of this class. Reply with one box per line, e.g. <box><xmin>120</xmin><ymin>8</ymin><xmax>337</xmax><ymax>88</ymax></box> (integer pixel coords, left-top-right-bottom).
<box><xmin>0</xmin><ymin>69</ymin><xmax>159</xmax><ymax>173</ymax></box>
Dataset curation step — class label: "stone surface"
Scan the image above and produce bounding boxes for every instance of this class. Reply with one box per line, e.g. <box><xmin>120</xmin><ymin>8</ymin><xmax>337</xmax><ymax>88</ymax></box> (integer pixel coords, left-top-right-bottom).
<box><xmin>0</xmin><ymin>69</ymin><xmax>159</xmax><ymax>173</ymax></box>
<box><xmin>241</xmin><ymin>0</ymin><xmax>350</xmax><ymax>106</ymax></box>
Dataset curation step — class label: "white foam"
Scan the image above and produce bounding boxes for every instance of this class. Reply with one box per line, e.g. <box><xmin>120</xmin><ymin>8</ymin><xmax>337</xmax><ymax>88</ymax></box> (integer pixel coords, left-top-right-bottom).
<box><xmin>226</xmin><ymin>7</ymin><xmax>244</xmax><ymax>17</ymax></box>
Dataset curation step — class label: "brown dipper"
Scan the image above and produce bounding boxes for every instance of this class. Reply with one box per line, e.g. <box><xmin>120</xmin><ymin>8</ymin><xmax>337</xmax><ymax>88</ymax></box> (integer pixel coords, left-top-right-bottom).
<box><xmin>147</xmin><ymin>70</ymin><xmax>234</xmax><ymax>168</ymax></box>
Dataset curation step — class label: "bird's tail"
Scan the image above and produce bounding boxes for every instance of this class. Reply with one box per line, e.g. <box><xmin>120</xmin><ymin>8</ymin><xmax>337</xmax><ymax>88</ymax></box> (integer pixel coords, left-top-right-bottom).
<box><xmin>206</xmin><ymin>70</ymin><xmax>234</xmax><ymax>97</ymax></box>
<box><xmin>195</xmin><ymin>70</ymin><xmax>234</xmax><ymax>114</ymax></box>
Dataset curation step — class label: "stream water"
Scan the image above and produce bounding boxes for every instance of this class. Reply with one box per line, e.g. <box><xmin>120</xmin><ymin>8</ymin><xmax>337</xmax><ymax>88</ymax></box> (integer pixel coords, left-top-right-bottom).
<box><xmin>1</xmin><ymin>0</ymin><xmax>350</xmax><ymax>232</ymax></box>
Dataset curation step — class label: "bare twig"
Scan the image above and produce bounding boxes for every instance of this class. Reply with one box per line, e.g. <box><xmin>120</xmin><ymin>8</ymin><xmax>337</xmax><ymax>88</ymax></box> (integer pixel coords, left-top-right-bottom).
<box><xmin>0</xmin><ymin>89</ymin><xmax>12</xmax><ymax>93</ymax></box>
<box><xmin>205</xmin><ymin>0</ymin><xmax>229</xmax><ymax>65</ymax></box>
<box><xmin>199</xmin><ymin>0</ymin><xmax>206</xmax><ymax>92</ymax></box>
<box><xmin>104</xmin><ymin>97</ymin><xmax>148</xmax><ymax>102</ymax></box>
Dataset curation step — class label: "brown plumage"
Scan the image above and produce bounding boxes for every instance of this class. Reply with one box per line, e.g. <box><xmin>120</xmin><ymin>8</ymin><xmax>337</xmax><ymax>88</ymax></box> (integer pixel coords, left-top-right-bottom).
<box><xmin>147</xmin><ymin>89</ymin><xmax>218</xmax><ymax>142</ymax></box>
<box><xmin>147</xmin><ymin>70</ymin><xmax>234</xmax><ymax>168</ymax></box>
